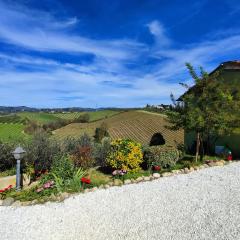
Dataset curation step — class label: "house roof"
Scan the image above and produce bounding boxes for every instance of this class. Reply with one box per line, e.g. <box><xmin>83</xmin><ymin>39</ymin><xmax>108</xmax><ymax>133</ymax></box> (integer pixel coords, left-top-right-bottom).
<box><xmin>177</xmin><ymin>61</ymin><xmax>240</xmax><ymax>101</ymax></box>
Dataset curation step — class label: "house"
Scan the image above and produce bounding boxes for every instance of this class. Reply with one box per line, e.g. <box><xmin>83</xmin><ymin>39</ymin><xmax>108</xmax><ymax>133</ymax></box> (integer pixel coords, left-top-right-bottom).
<box><xmin>181</xmin><ymin>61</ymin><xmax>240</xmax><ymax>158</ymax></box>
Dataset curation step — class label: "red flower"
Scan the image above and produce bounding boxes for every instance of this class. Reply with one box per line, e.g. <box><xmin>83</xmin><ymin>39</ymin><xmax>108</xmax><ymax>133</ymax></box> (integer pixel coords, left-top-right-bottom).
<box><xmin>154</xmin><ymin>165</ymin><xmax>161</xmax><ymax>171</ymax></box>
<box><xmin>81</xmin><ymin>177</ymin><xmax>91</xmax><ymax>184</ymax></box>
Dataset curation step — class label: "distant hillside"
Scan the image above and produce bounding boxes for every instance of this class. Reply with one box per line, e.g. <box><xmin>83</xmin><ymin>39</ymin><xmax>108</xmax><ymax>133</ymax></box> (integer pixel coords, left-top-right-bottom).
<box><xmin>53</xmin><ymin>110</ymin><xmax>184</xmax><ymax>146</ymax></box>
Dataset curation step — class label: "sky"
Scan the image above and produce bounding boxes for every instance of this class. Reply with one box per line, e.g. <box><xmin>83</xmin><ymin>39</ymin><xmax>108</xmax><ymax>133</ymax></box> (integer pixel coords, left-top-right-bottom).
<box><xmin>0</xmin><ymin>0</ymin><xmax>240</xmax><ymax>108</ymax></box>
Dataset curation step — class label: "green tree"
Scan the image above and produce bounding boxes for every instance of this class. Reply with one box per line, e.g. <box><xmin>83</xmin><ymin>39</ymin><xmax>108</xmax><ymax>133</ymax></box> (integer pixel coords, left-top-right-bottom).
<box><xmin>167</xmin><ymin>63</ymin><xmax>240</xmax><ymax>161</ymax></box>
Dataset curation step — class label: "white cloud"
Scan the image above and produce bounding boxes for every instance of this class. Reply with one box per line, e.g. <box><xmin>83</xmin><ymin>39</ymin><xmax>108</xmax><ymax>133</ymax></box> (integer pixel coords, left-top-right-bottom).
<box><xmin>147</xmin><ymin>20</ymin><xmax>171</xmax><ymax>47</ymax></box>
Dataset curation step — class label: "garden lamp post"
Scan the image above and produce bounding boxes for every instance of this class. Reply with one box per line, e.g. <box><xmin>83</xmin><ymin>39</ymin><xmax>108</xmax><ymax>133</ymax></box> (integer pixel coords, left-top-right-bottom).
<box><xmin>12</xmin><ymin>146</ymin><xmax>26</xmax><ymax>191</ymax></box>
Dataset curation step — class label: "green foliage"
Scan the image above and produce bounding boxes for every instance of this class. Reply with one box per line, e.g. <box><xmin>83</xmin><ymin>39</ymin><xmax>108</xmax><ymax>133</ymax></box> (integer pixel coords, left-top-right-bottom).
<box><xmin>23</xmin><ymin>131</ymin><xmax>60</xmax><ymax>172</ymax></box>
<box><xmin>106</xmin><ymin>139</ymin><xmax>143</xmax><ymax>173</ymax></box>
<box><xmin>167</xmin><ymin>63</ymin><xmax>240</xmax><ymax>158</ymax></box>
<box><xmin>72</xmin><ymin>113</ymin><xmax>90</xmax><ymax>123</ymax></box>
<box><xmin>94</xmin><ymin>122</ymin><xmax>109</xmax><ymax>142</ymax></box>
<box><xmin>69</xmin><ymin>133</ymin><xmax>95</xmax><ymax>169</ymax></box>
<box><xmin>94</xmin><ymin>137</ymin><xmax>111</xmax><ymax>167</ymax></box>
<box><xmin>0</xmin><ymin>141</ymin><xmax>16</xmax><ymax>171</ymax></box>
<box><xmin>144</xmin><ymin>145</ymin><xmax>179</xmax><ymax>168</ymax></box>
<box><xmin>0</xmin><ymin>123</ymin><xmax>25</xmax><ymax>142</ymax></box>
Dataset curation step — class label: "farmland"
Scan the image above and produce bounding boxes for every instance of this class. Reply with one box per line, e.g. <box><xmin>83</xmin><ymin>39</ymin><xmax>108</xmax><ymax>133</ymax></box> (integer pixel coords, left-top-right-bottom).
<box><xmin>0</xmin><ymin>110</ymin><xmax>121</xmax><ymax>142</ymax></box>
<box><xmin>0</xmin><ymin>123</ymin><xmax>25</xmax><ymax>142</ymax></box>
<box><xmin>53</xmin><ymin>111</ymin><xmax>184</xmax><ymax>146</ymax></box>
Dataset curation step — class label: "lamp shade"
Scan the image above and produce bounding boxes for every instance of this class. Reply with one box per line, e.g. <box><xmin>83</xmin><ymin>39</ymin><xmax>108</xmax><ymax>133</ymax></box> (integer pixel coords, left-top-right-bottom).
<box><xmin>12</xmin><ymin>146</ymin><xmax>26</xmax><ymax>160</ymax></box>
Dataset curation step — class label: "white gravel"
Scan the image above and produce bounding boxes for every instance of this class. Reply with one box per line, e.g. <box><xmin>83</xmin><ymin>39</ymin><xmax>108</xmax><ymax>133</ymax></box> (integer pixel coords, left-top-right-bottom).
<box><xmin>1</xmin><ymin>162</ymin><xmax>240</xmax><ymax>240</ymax></box>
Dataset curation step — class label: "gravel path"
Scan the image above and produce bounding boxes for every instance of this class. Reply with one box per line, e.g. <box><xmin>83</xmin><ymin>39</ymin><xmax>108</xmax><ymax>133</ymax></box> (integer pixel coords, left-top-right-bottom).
<box><xmin>1</xmin><ymin>162</ymin><xmax>240</xmax><ymax>240</ymax></box>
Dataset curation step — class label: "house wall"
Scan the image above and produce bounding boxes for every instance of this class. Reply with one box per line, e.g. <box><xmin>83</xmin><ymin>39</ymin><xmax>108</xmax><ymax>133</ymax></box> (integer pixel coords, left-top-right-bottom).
<box><xmin>185</xmin><ymin>131</ymin><xmax>240</xmax><ymax>158</ymax></box>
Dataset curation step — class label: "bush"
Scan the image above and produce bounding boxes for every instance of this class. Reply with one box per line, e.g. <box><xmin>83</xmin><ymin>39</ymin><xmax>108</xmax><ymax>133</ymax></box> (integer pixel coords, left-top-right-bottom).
<box><xmin>23</xmin><ymin>131</ymin><xmax>60</xmax><ymax>172</ymax></box>
<box><xmin>73</xmin><ymin>113</ymin><xmax>90</xmax><ymax>123</ymax></box>
<box><xmin>144</xmin><ymin>145</ymin><xmax>179</xmax><ymax>169</ymax></box>
<box><xmin>69</xmin><ymin>133</ymin><xmax>95</xmax><ymax>169</ymax></box>
<box><xmin>94</xmin><ymin>137</ymin><xmax>111</xmax><ymax>167</ymax></box>
<box><xmin>0</xmin><ymin>142</ymin><xmax>15</xmax><ymax>171</ymax></box>
<box><xmin>106</xmin><ymin>139</ymin><xmax>143</xmax><ymax>173</ymax></box>
<box><xmin>94</xmin><ymin>122</ymin><xmax>109</xmax><ymax>142</ymax></box>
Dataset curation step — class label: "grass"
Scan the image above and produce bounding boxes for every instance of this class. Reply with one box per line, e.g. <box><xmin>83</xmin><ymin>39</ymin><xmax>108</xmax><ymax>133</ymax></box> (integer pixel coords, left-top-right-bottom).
<box><xmin>0</xmin><ymin>168</ymin><xmax>15</xmax><ymax>177</ymax></box>
<box><xmin>18</xmin><ymin>112</ymin><xmax>61</xmax><ymax>123</ymax></box>
<box><xmin>0</xmin><ymin>123</ymin><xmax>26</xmax><ymax>142</ymax></box>
<box><xmin>52</xmin><ymin>110</ymin><xmax>120</xmax><ymax>122</ymax></box>
<box><xmin>87</xmin><ymin>168</ymin><xmax>111</xmax><ymax>186</ymax></box>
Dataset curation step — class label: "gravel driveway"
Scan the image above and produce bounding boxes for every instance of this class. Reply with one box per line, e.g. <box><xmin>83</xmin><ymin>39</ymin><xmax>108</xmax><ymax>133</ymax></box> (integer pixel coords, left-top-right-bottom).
<box><xmin>1</xmin><ymin>162</ymin><xmax>240</xmax><ymax>240</ymax></box>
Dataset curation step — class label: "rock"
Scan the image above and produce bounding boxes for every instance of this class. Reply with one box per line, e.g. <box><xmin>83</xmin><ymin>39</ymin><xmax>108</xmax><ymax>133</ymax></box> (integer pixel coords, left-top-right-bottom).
<box><xmin>205</xmin><ymin>163</ymin><xmax>211</xmax><ymax>167</ymax></box>
<box><xmin>184</xmin><ymin>168</ymin><xmax>190</xmax><ymax>174</ymax></box>
<box><xmin>21</xmin><ymin>201</ymin><xmax>32</xmax><ymax>206</ymax></box>
<box><xmin>161</xmin><ymin>172</ymin><xmax>172</xmax><ymax>177</ymax></box>
<box><xmin>84</xmin><ymin>188</ymin><xmax>90</xmax><ymax>193</ymax></box>
<box><xmin>98</xmin><ymin>185</ymin><xmax>104</xmax><ymax>190</ymax></box>
<box><xmin>189</xmin><ymin>167</ymin><xmax>195</xmax><ymax>172</ymax></box>
<box><xmin>108</xmin><ymin>182</ymin><xmax>114</xmax><ymax>187</ymax></box>
<box><xmin>113</xmin><ymin>179</ymin><xmax>123</xmax><ymax>186</ymax></box>
<box><xmin>12</xmin><ymin>200</ymin><xmax>22</xmax><ymax>207</ymax></box>
<box><xmin>171</xmin><ymin>170</ymin><xmax>180</xmax><ymax>174</ymax></box>
<box><xmin>136</xmin><ymin>177</ymin><xmax>143</xmax><ymax>182</ymax></box>
<box><xmin>143</xmin><ymin>176</ymin><xmax>151</xmax><ymax>181</ymax></box>
<box><xmin>104</xmin><ymin>184</ymin><xmax>110</xmax><ymax>189</ymax></box>
<box><xmin>131</xmin><ymin>179</ymin><xmax>137</xmax><ymax>183</ymax></box>
<box><xmin>193</xmin><ymin>166</ymin><xmax>199</xmax><ymax>171</ymax></box>
<box><xmin>91</xmin><ymin>187</ymin><xmax>98</xmax><ymax>191</ymax></box>
<box><xmin>153</xmin><ymin>173</ymin><xmax>160</xmax><ymax>179</ymax></box>
<box><xmin>0</xmin><ymin>200</ymin><xmax>3</xmax><ymax>206</ymax></box>
<box><xmin>199</xmin><ymin>165</ymin><xmax>205</xmax><ymax>169</ymax></box>
<box><xmin>215</xmin><ymin>161</ymin><xmax>224</xmax><ymax>166</ymax></box>
<box><xmin>124</xmin><ymin>179</ymin><xmax>132</xmax><ymax>185</ymax></box>
<box><xmin>59</xmin><ymin>192</ymin><xmax>70</xmax><ymax>200</ymax></box>
<box><xmin>2</xmin><ymin>197</ymin><xmax>14</xmax><ymax>206</ymax></box>
<box><xmin>31</xmin><ymin>199</ymin><xmax>39</xmax><ymax>205</ymax></box>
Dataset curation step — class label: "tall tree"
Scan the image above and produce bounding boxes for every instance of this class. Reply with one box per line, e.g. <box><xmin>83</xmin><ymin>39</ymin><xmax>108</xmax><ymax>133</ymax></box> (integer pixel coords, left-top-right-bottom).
<box><xmin>167</xmin><ymin>63</ymin><xmax>239</xmax><ymax>161</ymax></box>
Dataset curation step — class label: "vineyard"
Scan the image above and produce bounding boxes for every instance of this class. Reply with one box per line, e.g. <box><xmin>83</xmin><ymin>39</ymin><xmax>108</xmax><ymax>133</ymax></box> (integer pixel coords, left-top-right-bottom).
<box><xmin>53</xmin><ymin>111</ymin><xmax>184</xmax><ymax>146</ymax></box>
<box><xmin>0</xmin><ymin>123</ymin><xmax>26</xmax><ymax>142</ymax></box>
<box><xmin>0</xmin><ymin>110</ymin><xmax>120</xmax><ymax>142</ymax></box>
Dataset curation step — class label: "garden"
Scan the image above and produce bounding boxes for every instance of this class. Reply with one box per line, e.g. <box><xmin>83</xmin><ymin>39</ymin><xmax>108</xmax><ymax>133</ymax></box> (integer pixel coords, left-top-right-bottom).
<box><xmin>0</xmin><ymin>129</ymin><xmax>227</xmax><ymax>206</ymax></box>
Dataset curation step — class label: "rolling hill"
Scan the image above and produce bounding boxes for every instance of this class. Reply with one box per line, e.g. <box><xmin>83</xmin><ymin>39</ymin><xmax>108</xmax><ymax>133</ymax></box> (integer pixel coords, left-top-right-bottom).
<box><xmin>53</xmin><ymin>111</ymin><xmax>184</xmax><ymax>146</ymax></box>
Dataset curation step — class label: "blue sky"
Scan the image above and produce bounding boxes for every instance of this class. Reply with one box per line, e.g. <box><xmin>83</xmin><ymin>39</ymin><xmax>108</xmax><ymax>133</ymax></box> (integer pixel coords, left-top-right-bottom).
<box><xmin>0</xmin><ymin>0</ymin><xmax>240</xmax><ymax>108</ymax></box>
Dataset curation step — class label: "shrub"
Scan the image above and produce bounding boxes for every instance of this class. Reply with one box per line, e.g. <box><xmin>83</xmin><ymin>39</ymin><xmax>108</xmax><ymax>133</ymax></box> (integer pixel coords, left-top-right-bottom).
<box><xmin>106</xmin><ymin>139</ymin><xmax>143</xmax><ymax>173</ymax></box>
<box><xmin>73</xmin><ymin>113</ymin><xmax>90</xmax><ymax>123</ymax></box>
<box><xmin>94</xmin><ymin>137</ymin><xmax>111</xmax><ymax>167</ymax></box>
<box><xmin>70</xmin><ymin>133</ymin><xmax>95</xmax><ymax>169</ymax></box>
<box><xmin>0</xmin><ymin>142</ymin><xmax>15</xmax><ymax>171</ymax></box>
<box><xmin>144</xmin><ymin>145</ymin><xmax>179</xmax><ymax>169</ymax></box>
<box><xmin>94</xmin><ymin>122</ymin><xmax>109</xmax><ymax>142</ymax></box>
<box><xmin>23</xmin><ymin>131</ymin><xmax>60</xmax><ymax>172</ymax></box>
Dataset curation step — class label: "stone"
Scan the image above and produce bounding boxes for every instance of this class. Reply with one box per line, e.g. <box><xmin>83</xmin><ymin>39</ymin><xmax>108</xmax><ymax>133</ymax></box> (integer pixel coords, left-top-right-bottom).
<box><xmin>21</xmin><ymin>201</ymin><xmax>32</xmax><ymax>206</ymax></box>
<box><xmin>199</xmin><ymin>165</ymin><xmax>205</xmax><ymax>169</ymax></box>
<box><xmin>31</xmin><ymin>200</ymin><xmax>38</xmax><ymax>205</ymax></box>
<box><xmin>184</xmin><ymin>168</ymin><xmax>190</xmax><ymax>174</ymax></box>
<box><xmin>136</xmin><ymin>177</ymin><xmax>143</xmax><ymax>183</ymax></box>
<box><xmin>153</xmin><ymin>173</ymin><xmax>160</xmax><ymax>179</ymax></box>
<box><xmin>12</xmin><ymin>200</ymin><xmax>22</xmax><ymax>207</ymax></box>
<box><xmin>189</xmin><ymin>167</ymin><xmax>195</xmax><ymax>172</ymax></box>
<box><xmin>108</xmin><ymin>182</ymin><xmax>114</xmax><ymax>186</ymax></box>
<box><xmin>143</xmin><ymin>176</ymin><xmax>151</xmax><ymax>181</ymax></box>
<box><xmin>0</xmin><ymin>200</ymin><xmax>3</xmax><ymax>206</ymax></box>
<box><xmin>124</xmin><ymin>179</ymin><xmax>132</xmax><ymax>185</ymax></box>
<box><xmin>2</xmin><ymin>197</ymin><xmax>14</xmax><ymax>206</ymax></box>
<box><xmin>215</xmin><ymin>161</ymin><xmax>224</xmax><ymax>166</ymax></box>
<box><xmin>113</xmin><ymin>179</ymin><xmax>123</xmax><ymax>186</ymax></box>
<box><xmin>84</xmin><ymin>188</ymin><xmax>91</xmax><ymax>193</ymax></box>
<box><xmin>205</xmin><ymin>163</ymin><xmax>211</xmax><ymax>167</ymax></box>
<box><xmin>193</xmin><ymin>166</ymin><xmax>199</xmax><ymax>171</ymax></box>
<box><xmin>104</xmin><ymin>184</ymin><xmax>110</xmax><ymax>189</ymax></box>
<box><xmin>91</xmin><ymin>187</ymin><xmax>98</xmax><ymax>191</ymax></box>
<box><xmin>171</xmin><ymin>170</ymin><xmax>180</xmax><ymax>174</ymax></box>
<box><xmin>161</xmin><ymin>172</ymin><xmax>172</xmax><ymax>177</ymax></box>
<box><xmin>60</xmin><ymin>192</ymin><xmax>70</xmax><ymax>200</ymax></box>
<box><xmin>131</xmin><ymin>179</ymin><xmax>137</xmax><ymax>183</ymax></box>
